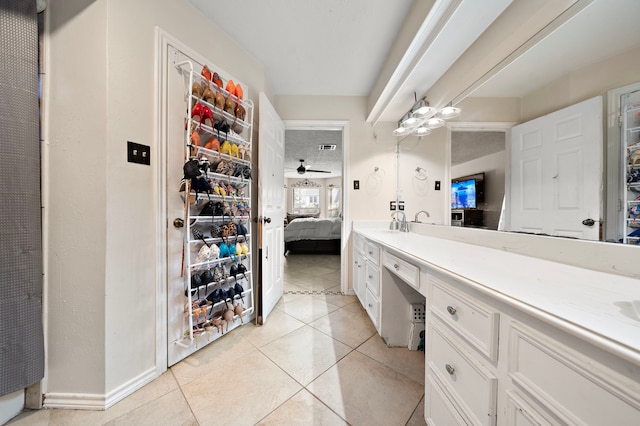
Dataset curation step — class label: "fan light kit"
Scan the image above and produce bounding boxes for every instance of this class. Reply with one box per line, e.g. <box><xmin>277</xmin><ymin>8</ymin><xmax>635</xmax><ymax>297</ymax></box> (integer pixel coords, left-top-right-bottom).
<box><xmin>393</xmin><ymin>97</ymin><xmax>461</xmax><ymax>138</ymax></box>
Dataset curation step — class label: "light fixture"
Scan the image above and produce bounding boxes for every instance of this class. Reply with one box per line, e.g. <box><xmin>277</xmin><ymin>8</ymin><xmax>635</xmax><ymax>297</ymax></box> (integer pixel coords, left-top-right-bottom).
<box><xmin>411</xmin><ymin>99</ymin><xmax>436</xmax><ymax>118</ymax></box>
<box><xmin>413</xmin><ymin>126</ymin><xmax>431</xmax><ymax>136</ymax></box>
<box><xmin>392</xmin><ymin>95</ymin><xmax>461</xmax><ymax>137</ymax></box>
<box><xmin>425</xmin><ymin>117</ymin><xmax>445</xmax><ymax>129</ymax></box>
<box><xmin>438</xmin><ymin>105</ymin><xmax>461</xmax><ymax>119</ymax></box>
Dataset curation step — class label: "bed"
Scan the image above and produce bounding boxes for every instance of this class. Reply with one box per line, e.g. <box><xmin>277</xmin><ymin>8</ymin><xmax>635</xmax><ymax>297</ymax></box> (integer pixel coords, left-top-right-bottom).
<box><xmin>284</xmin><ymin>216</ymin><xmax>342</xmax><ymax>254</ymax></box>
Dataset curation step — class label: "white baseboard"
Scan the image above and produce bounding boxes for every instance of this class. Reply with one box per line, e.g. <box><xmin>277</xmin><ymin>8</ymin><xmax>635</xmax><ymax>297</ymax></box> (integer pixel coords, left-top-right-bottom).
<box><xmin>43</xmin><ymin>367</ymin><xmax>158</xmax><ymax>410</ymax></box>
<box><xmin>0</xmin><ymin>390</ymin><xmax>24</xmax><ymax>425</ymax></box>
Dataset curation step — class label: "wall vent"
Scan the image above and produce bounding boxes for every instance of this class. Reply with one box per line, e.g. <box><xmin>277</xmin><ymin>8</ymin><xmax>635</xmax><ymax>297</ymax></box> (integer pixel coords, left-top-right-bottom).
<box><xmin>318</xmin><ymin>144</ymin><xmax>337</xmax><ymax>150</ymax></box>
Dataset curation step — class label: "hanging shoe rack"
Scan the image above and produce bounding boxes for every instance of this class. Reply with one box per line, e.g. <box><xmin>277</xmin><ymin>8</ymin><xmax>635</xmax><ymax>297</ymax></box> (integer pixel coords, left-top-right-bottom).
<box><xmin>175</xmin><ymin>60</ymin><xmax>255</xmax><ymax>348</ymax></box>
<box><xmin>623</xmin><ymin>101</ymin><xmax>640</xmax><ymax>245</ymax></box>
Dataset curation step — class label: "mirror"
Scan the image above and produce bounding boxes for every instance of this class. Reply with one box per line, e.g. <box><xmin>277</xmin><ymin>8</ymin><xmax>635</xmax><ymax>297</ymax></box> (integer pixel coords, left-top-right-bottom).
<box><xmin>448</xmin><ymin>0</ymin><xmax>640</xmax><ymax>243</ymax></box>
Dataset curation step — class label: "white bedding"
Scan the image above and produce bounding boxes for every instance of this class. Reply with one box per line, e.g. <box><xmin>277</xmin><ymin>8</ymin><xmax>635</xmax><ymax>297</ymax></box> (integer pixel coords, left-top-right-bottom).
<box><xmin>284</xmin><ymin>217</ymin><xmax>342</xmax><ymax>242</ymax></box>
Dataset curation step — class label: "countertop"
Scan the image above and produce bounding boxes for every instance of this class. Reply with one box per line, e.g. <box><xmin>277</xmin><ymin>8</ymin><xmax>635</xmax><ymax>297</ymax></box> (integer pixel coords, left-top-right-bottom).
<box><xmin>353</xmin><ymin>227</ymin><xmax>640</xmax><ymax>364</ymax></box>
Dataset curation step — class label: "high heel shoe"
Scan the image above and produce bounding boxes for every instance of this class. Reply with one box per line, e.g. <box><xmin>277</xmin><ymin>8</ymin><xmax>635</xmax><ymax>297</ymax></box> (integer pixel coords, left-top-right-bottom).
<box><xmin>201</xmin><ymin>65</ymin><xmax>212</xmax><ymax>87</ymax></box>
<box><xmin>224</xmin><ymin>97</ymin><xmax>236</xmax><ymax>116</ymax></box>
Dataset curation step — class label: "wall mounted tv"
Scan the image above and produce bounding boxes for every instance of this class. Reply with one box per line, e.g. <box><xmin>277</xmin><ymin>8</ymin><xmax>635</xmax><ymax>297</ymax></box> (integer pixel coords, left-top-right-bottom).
<box><xmin>451</xmin><ymin>172</ymin><xmax>485</xmax><ymax>209</ymax></box>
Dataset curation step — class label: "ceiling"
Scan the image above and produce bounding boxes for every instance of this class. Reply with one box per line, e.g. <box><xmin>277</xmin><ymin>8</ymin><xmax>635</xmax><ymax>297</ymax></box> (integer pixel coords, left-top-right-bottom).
<box><xmin>189</xmin><ymin>0</ymin><xmax>640</xmax><ymax>178</ymax></box>
<box><xmin>284</xmin><ymin>130</ymin><xmax>342</xmax><ymax>178</ymax></box>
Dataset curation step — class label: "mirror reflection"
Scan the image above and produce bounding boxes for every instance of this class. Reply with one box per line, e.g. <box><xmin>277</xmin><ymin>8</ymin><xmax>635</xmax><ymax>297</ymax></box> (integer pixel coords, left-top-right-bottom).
<box><xmin>448</xmin><ymin>0</ymin><xmax>640</xmax><ymax>244</ymax></box>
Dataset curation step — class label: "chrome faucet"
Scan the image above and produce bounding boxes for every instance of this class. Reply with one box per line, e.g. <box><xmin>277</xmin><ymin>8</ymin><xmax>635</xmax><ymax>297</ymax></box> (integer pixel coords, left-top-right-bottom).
<box><xmin>414</xmin><ymin>210</ymin><xmax>430</xmax><ymax>223</ymax></box>
<box><xmin>391</xmin><ymin>211</ymin><xmax>409</xmax><ymax>232</ymax></box>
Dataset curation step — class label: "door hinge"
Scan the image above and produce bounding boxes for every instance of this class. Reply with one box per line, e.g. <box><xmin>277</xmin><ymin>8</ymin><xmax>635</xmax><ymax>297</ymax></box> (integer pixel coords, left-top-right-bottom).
<box><xmin>618</xmin><ymin>113</ymin><xmax>623</xmax><ymax>127</ymax></box>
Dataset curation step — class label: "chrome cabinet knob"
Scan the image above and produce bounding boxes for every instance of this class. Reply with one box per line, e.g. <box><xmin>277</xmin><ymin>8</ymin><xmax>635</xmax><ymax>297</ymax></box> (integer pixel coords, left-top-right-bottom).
<box><xmin>393</xmin><ymin>263</ymin><xmax>399</xmax><ymax>269</ymax></box>
<box><xmin>445</xmin><ymin>364</ymin><xmax>455</xmax><ymax>375</ymax></box>
<box><xmin>446</xmin><ymin>306</ymin><xmax>457</xmax><ymax>315</ymax></box>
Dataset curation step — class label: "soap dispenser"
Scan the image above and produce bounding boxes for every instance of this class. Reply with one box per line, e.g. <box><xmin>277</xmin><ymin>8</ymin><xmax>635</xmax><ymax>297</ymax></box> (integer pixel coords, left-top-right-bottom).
<box><xmin>390</xmin><ymin>217</ymin><xmax>399</xmax><ymax>230</ymax></box>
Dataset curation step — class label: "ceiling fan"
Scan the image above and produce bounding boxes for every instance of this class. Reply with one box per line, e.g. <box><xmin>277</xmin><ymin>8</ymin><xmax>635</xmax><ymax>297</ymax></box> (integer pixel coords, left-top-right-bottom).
<box><xmin>296</xmin><ymin>159</ymin><xmax>331</xmax><ymax>174</ymax></box>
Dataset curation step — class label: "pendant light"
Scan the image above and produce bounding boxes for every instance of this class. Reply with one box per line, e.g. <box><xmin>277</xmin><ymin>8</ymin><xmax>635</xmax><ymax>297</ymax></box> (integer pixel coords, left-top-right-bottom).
<box><xmin>438</xmin><ymin>105</ymin><xmax>461</xmax><ymax>119</ymax></box>
<box><xmin>411</xmin><ymin>99</ymin><xmax>436</xmax><ymax>119</ymax></box>
<box><xmin>425</xmin><ymin>117</ymin><xmax>445</xmax><ymax>129</ymax></box>
<box><xmin>413</xmin><ymin>126</ymin><xmax>432</xmax><ymax>136</ymax></box>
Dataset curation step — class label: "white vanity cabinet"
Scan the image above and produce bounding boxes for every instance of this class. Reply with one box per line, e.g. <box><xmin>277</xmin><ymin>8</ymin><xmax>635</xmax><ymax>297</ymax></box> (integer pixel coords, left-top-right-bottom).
<box><xmin>352</xmin><ymin>234</ymin><xmax>381</xmax><ymax>331</ymax></box>
<box><xmin>425</xmin><ymin>271</ymin><xmax>640</xmax><ymax>426</ymax></box>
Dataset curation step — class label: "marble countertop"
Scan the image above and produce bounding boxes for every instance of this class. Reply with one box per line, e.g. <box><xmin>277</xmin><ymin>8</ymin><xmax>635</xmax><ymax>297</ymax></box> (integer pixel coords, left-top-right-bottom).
<box><xmin>353</xmin><ymin>227</ymin><xmax>640</xmax><ymax>364</ymax></box>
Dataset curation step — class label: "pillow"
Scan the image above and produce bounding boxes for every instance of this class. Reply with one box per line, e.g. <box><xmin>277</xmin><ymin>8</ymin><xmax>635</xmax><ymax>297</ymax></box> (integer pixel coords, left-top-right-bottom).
<box><xmin>286</xmin><ymin>213</ymin><xmax>319</xmax><ymax>223</ymax></box>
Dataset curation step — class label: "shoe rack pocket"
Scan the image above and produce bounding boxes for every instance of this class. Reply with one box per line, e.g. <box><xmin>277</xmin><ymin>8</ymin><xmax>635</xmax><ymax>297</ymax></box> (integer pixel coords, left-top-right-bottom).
<box><xmin>173</xmin><ymin>59</ymin><xmax>255</xmax><ymax>358</ymax></box>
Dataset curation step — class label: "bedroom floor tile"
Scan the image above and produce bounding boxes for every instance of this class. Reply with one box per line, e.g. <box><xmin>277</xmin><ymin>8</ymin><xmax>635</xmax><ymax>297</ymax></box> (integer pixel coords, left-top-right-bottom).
<box><xmin>276</xmin><ymin>296</ymin><xmax>341</xmax><ymax>324</ymax></box>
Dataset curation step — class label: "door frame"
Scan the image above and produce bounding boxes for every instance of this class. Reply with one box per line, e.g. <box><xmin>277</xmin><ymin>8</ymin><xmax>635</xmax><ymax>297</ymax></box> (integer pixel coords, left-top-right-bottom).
<box><xmin>283</xmin><ymin>120</ymin><xmax>350</xmax><ymax>294</ymax></box>
<box><xmin>445</xmin><ymin>122</ymin><xmax>518</xmax><ymax>228</ymax></box>
<box><xmin>606</xmin><ymin>81</ymin><xmax>640</xmax><ymax>242</ymax></box>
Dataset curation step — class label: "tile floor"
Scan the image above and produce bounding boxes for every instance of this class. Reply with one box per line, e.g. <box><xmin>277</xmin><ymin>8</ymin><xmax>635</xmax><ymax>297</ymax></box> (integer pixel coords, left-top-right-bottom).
<box><xmin>8</xmin><ymin>254</ymin><xmax>426</xmax><ymax>426</ymax></box>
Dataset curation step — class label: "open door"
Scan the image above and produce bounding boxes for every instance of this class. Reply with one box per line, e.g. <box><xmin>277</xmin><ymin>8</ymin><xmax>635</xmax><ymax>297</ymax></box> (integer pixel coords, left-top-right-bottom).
<box><xmin>509</xmin><ymin>96</ymin><xmax>602</xmax><ymax>239</ymax></box>
<box><xmin>257</xmin><ymin>92</ymin><xmax>285</xmax><ymax>324</ymax></box>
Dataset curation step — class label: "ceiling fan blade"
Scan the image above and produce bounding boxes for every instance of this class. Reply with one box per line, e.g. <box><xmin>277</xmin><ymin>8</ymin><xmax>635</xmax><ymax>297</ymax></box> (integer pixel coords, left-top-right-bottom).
<box><xmin>305</xmin><ymin>169</ymin><xmax>331</xmax><ymax>173</ymax></box>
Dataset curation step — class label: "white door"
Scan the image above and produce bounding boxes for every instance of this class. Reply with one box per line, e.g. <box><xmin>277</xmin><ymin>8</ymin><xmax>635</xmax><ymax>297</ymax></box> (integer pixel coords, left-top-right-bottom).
<box><xmin>510</xmin><ymin>96</ymin><xmax>602</xmax><ymax>240</ymax></box>
<box><xmin>258</xmin><ymin>92</ymin><xmax>285</xmax><ymax>324</ymax></box>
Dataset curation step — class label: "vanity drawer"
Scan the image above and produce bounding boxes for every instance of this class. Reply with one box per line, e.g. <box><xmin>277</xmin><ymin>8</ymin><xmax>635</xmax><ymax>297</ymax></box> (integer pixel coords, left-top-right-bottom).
<box><xmin>365</xmin><ymin>287</ymin><xmax>380</xmax><ymax>329</ymax></box>
<box><xmin>383</xmin><ymin>251</ymin><xmax>419</xmax><ymax>290</ymax></box>
<box><xmin>429</xmin><ymin>277</ymin><xmax>499</xmax><ymax>361</ymax></box>
<box><xmin>365</xmin><ymin>262</ymin><xmax>380</xmax><ymax>297</ymax></box>
<box><xmin>428</xmin><ymin>322</ymin><xmax>498</xmax><ymax>426</ymax></box>
<box><xmin>365</xmin><ymin>241</ymin><xmax>380</xmax><ymax>265</ymax></box>
<box><xmin>425</xmin><ymin>375</ymin><xmax>467</xmax><ymax>426</ymax></box>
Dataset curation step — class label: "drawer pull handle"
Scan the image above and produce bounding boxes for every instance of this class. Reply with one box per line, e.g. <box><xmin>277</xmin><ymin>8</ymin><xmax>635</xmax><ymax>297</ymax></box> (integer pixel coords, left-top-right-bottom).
<box><xmin>393</xmin><ymin>263</ymin><xmax>400</xmax><ymax>269</ymax></box>
<box><xmin>445</xmin><ymin>364</ymin><xmax>455</xmax><ymax>375</ymax></box>
<box><xmin>446</xmin><ymin>306</ymin><xmax>457</xmax><ymax>315</ymax></box>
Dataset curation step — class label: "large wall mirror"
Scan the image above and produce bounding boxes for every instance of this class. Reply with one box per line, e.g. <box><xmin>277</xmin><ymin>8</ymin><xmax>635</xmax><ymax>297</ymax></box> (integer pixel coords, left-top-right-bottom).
<box><xmin>447</xmin><ymin>0</ymin><xmax>640</xmax><ymax>245</ymax></box>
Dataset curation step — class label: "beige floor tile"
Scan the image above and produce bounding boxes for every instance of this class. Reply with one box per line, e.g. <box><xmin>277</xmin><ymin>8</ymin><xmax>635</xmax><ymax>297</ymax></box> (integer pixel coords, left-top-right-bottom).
<box><xmin>406</xmin><ymin>397</ymin><xmax>427</xmax><ymax>426</ymax></box>
<box><xmin>104</xmin><ymin>388</ymin><xmax>196</xmax><ymax>426</ymax></box>
<box><xmin>257</xmin><ymin>389</ymin><xmax>348</xmax><ymax>426</ymax></box>
<box><xmin>296</xmin><ymin>275</ymin><xmax>342</xmax><ymax>292</ymax></box>
<box><xmin>171</xmin><ymin>331</ymin><xmax>256</xmax><ymax>386</ymax></box>
<box><xmin>320</xmin><ymin>269</ymin><xmax>342</xmax><ymax>284</ymax></box>
<box><xmin>311</xmin><ymin>292</ymin><xmax>356</xmax><ymax>308</ymax></box>
<box><xmin>341</xmin><ymin>299</ymin><xmax>366</xmax><ymax>314</ymax></box>
<box><xmin>357</xmin><ymin>334</ymin><xmax>425</xmax><ymax>385</ymax></box>
<box><xmin>283</xmin><ymin>281</ymin><xmax>310</xmax><ymax>295</ymax></box>
<box><xmin>277</xmin><ymin>296</ymin><xmax>340</xmax><ymax>324</ymax></box>
<box><xmin>282</xmin><ymin>270</ymin><xmax>314</xmax><ymax>286</ymax></box>
<box><xmin>309</xmin><ymin>305</ymin><xmax>376</xmax><ymax>348</ymax></box>
<box><xmin>304</xmin><ymin>265</ymin><xmax>336</xmax><ymax>277</ymax></box>
<box><xmin>182</xmin><ymin>350</ymin><xmax>302</xmax><ymax>426</ymax></box>
<box><xmin>260</xmin><ymin>325</ymin><xmax>352</xmax><ymax>385</ymax></box>
<box><xmin>234</xmin><ymin>308</ymin><xmax>305</xmax><ymax>347</ymax></box>
<box><xmin>308</xmin><ymin>351</ymin><xmax>424</xmax><ymax>426</ymax></box>
<box><xmin>6</xmin><ymin>409</ymin><xmax>50</xmax><ymax>426</ymax></box>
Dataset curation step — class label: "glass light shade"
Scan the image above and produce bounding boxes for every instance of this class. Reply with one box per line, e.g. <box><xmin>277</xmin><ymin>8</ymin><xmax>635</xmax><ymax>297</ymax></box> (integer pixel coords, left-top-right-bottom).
<box><xmin>411</xmin><ymin>103</ymin><xmax>436</xmax><ymax>118</ymax></box>
<box><xmin>400</xmin><ymin>116</ymin><xmax>422</xmax><ymax>128</ymax></box>
<box><xmin>393</xmin><ymin>126</ymin><xmax>410</xmax><ymax>136</ymax></box>
<box><xmin>438</xmin><ymin>106</ymin><xmax>461</xmax><ymax>119</ymax></box>
<box><xmin>413</xmin><ymin>126</ymin><xmax>431</xmax><ymax>136</ymax></box>
<box><xmin>425</xmin><ymin>117</ymin><xmax>445</xmax><ymax>129</ymax></box>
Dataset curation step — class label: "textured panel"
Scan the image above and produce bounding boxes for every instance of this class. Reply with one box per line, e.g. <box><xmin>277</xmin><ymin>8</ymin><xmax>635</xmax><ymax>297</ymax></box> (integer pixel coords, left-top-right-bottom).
<box><xmin>521</xmin><ymin>158</ymin><xmax>542</xmax><ymax>210</ymax></box>
<box><xmin>0</xmin><ymin>0</ymin><xmax>44</xmax><ymax>396</ymax></box>
<box><xmin>521</xmin><ymin>129</ymin><xmax>542</xmax><ymax>151</ymax></box>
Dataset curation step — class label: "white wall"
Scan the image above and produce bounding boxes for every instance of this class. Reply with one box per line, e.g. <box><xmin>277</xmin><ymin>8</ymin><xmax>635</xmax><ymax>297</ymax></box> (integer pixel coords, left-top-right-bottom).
<box><xmin>45</xmin><ymin>0</ymin><xmax>267</xmax><ymax>406</ymax></box>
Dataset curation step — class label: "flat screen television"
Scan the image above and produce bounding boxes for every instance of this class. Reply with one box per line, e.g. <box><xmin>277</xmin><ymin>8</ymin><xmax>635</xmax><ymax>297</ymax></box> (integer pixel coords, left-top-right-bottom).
<box><xmin>451</xmin><ymin>179</ymin><xmax>477</xmax><ymax>209</ymax></box>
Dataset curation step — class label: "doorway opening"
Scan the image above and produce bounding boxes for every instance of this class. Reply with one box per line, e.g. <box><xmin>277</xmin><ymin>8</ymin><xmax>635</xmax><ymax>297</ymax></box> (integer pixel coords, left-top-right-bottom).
<box><xmin>282</xmin><ymin>121</ymin><xmax>349</xmax><ymax>295</ymax></box>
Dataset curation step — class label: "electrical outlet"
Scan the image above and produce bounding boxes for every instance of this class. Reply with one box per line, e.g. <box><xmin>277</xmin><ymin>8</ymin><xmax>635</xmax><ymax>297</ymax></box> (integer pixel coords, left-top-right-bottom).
<box><xmin>390</xmin><ymin>201</ymin><xmax>396</xmax><ymax>211</ymax></box>
<box><xmin>354</xmin><ymin>180</ymin><xmax>360</xmax><ymax>190</ymax></box>
<box><xmin>435</xmin><ymin>180</ymin><xmax>441</xmax><ymax>190</ymax></box>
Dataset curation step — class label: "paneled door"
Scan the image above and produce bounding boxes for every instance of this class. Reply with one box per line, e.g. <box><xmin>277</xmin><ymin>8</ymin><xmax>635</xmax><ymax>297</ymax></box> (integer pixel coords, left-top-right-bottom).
<box><xmin>509</xmin><ymin>96</ymin><xmax>602</xmax><ymax>240</ymax></box>
<box><xmin>258</xmin><ymin>92</ymin><xmax>285</xmax><ymax>324</ymax></box>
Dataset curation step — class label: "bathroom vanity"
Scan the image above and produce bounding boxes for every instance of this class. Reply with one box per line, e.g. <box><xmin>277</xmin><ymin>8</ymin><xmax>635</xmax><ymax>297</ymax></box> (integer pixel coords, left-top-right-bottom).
<box><xmin>352</xmin><ymin>224</ymin><xmax>640</xmax><ymax>425</ymax></box>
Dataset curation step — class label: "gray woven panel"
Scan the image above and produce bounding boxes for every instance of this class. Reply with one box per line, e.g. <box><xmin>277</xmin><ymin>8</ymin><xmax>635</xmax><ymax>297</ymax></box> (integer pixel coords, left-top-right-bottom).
<box><xmin>0</xmin><ymin>0</ymin><xmax>45</xmax><ymax>396</ymax></box>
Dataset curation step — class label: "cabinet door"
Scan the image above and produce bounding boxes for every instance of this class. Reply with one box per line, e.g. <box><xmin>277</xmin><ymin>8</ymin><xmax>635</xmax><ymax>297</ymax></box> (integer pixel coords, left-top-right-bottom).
<box><xmin>353</xmin><ymin>250</ymin><xmax>365</xmax><ymax>303</ymax></box>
